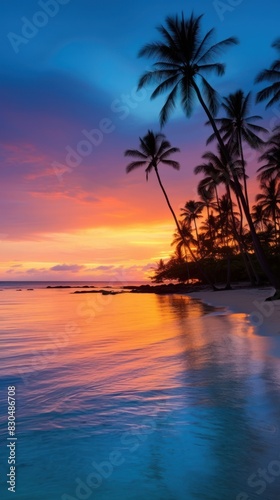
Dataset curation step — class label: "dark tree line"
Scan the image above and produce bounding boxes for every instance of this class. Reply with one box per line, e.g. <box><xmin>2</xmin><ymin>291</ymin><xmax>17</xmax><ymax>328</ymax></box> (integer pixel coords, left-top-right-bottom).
<box><xmin>124</xmin><ymin>13</ymin><xmax>280</xmax><ymax>297</ymax></box>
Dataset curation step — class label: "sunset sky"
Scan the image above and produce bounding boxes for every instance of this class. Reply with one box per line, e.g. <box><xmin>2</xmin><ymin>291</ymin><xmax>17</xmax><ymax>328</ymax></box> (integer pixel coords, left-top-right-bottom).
<box><xmin>1</xmin><ymin>0</ymin><xmax>280</xmax><ymax>281</ymax></box>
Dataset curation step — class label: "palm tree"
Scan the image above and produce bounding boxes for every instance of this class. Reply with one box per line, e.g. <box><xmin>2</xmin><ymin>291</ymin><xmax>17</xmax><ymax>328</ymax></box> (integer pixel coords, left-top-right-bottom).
<box><xmin>126</xmin><ymin>130</ymin><xmax>219</xmax><ymax>287</ymax></box>
<box><xmin>255</xmin><ymin>179</ymin><xmax>280</xmax><ymax>246</ymax></box>
<box><xmin>180</xmin><ymin>200</ymin><xmax>204</xmax><ymax>245</ymax></box>
<box><xmin>200</xmin><ymin>210</ymin><xmax>219</xmax><ymax>250</ymax></box>
<box><xmin>138</xmin><ymin>13</ymin><xmax>238</xmax><ymax>126</ymax></box>
<box><xmin>171</xmin><ymin>220</ymin><xmax>196</xmax><ymax>260</ymax></box>
<box><xmin>257</xmin><ymin>141</ymin><xmax>280</xmax><ymax>182</ymax></box>
<box><xmin>251</xmin><ymin>204</ymin><xmax>268</xmax><ymax>233</ymax></box>
<box><xmin>138</xmin><ymin>13</ymin><xmax>280</xmax><ymax>293</ymax></box>
<box><xmin>198</xmin><ymin>186</ymin><xmax>215</xmax><ymax>242</ymax></box>
<box><xmin>206</xmin><ymin>90</ymin><xmax>268</xmax><ymax>206</ymax></box>
<box><xmin>125</xmin><ymin>130</ymin><xmax>181</xmax><ymax>228</ymax></box>
<box><xmin>195</xmin><ymin>147</ymin><xmax>259</xmax><ymax>285</ymax></box>
<box><xmin>255</xmin><ymin>38</ymin><xmax>280</xmax><ymax>108</ymax></box>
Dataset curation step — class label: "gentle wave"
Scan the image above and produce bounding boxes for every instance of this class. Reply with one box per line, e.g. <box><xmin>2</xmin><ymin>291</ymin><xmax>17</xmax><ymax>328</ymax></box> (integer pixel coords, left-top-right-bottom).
<box><xmin>0</xmin><ymin>289</ymin><xmax>280</xmax><ymax>499</ymax></box>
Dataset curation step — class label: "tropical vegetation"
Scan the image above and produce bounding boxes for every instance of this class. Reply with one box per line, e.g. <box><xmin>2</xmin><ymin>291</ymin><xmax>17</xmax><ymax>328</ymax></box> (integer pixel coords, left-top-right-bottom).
<box><xmin>125</xmin><ymin>12</ymin><xmax>280</xmax><ymax>296</ymax></box>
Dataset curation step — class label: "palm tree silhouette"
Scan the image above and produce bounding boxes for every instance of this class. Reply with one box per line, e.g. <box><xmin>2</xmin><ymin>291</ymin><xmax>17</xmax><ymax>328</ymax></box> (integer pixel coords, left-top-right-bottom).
<box><xmin>138</xmin><ymin>13</ymin><xmax>238</xmax><ymax>126</ymax></box>
<box><xmin>195</xmin><ymin>162</ymin><xmax>223</xmax><ymax>227</ymax></box>
<box><xmin>255</xmin><ymin>179</ymin><xmax>280</xmax><ymax>246</ymax></box>
<box><xmin>256</xmin><ymin>38</ymin><xmax>280</xmax><ymax>108</ymax></box>
<box><xmin>257</xmin><ymin>140</ymin><xmax>280</xmax><ymax>182</ymax></box>
<box><xmin>180</xmin><ymin>200</ymin><xmax>204</xmax><ymax>250</ymax></box>
<box><xmin>125</xmin><ymin>130</ymin><xmax>216</xmax><ymax>288</ymax></box>
<box><xmin>195</xmin><ymin>146</ymin><xmax>259</xmax><ymax>285</ymax></box>
<box><xmin>206</xmin><ymin>90</ymin><xmax>268</xmax><ymax>206</ymax></box>
<box><xmin>171</xmin><ymin>220</ymin><xmax>196</xmax><ymax>260</ymax></box>
<box><xmin>125</xmin><ymin>130</ymin><xmax>181</xmax><ymax>229</ymax></box>
<box><xmin>138</xmin><ymin>12</ymin><xmax>280</xmax><ymax>294</ymax></box>
<box><xmin>251</xmin><ymin>204</ymin><xmax>268</xmax><ymax>233</ymax></box>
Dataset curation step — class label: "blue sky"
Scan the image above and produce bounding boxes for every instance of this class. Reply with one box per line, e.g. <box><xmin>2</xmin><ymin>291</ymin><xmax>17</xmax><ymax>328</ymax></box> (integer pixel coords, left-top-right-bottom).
<box><xmin>1</xmin><ymin>0</ymin><xmax>280</xmax><ymax>280</ymax></box>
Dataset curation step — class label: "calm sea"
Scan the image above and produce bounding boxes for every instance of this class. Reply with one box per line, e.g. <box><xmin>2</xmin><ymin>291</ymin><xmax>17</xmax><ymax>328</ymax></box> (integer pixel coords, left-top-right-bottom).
<box><xmin>0</xmin><ymin>282</ymin><xmax>280</xmax><ymax>499</ymax></box>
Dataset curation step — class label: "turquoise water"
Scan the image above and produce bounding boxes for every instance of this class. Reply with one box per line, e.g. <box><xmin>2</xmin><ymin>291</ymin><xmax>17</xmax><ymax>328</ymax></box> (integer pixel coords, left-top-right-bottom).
<box><xmin>0</xmin><ymin>285</ymin><xmax>280</xmax><ymax>499</ymax></box>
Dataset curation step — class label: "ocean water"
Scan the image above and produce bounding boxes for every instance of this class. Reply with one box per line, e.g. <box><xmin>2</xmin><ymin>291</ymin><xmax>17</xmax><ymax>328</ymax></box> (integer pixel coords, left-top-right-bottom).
<box><xmin>0</xmin><ymin>283</ymin><xmax>280</xmax><ymax>499</ymax></box>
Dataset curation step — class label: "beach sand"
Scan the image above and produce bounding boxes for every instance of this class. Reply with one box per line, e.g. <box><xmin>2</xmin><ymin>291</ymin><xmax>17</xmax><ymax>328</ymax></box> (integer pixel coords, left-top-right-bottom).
<box><xmin>190</xmin><ymin>287</ymin><xmax>280</xmax><ymax>337</ymax></box>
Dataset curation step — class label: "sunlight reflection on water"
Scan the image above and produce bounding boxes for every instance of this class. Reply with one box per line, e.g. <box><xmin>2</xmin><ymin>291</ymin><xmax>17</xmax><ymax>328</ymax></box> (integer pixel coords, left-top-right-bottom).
<box><xmin>0</xmin><ymin>289</ymin><xmax>280</xmax><ymax>499</ymax></box>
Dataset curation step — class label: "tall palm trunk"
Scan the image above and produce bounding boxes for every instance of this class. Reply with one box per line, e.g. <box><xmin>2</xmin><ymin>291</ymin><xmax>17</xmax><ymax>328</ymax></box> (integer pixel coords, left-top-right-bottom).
<box><xmin>193</xmin><ymin>217</ymin><xmax>201</xmax><ymax>253</ymax></box>
<box><xmin>237</xmin><ymin>130</ymin><xmax>250</xmax><ymax>208</ymax></box>
<box><xmin>205</xmin><ymin>204</ymin><xmax>213</xmax><ymax>242</ymax></box>
<box><xmin>154</xmin><ymin>166</ymin><xmax>217</xmax><ymax>290</ymax></box>
<box><xmin>226</xmin><ymin>186</ymin><xmax>257</xmax><ymax>286</ymax></box>
<box><xmin>223</xmin><ymin>199</ymin><xmax>232</xmax><ymax>290</ymax></box>
<box><xmin>272</xmin><ymin>207</ymin><xmax>278</xmax><ymax>248</ymax></box>
<box><xmin>234</xmin><ymin>188</ymin><xmax>260</xmax><ymax>285</ymax></box>
<box><xmin>192</xmin><ymin>79</ymin><xmax>280</xmax><ymax>292</ymax></box>
<box><xmin>214</xmin><ymin>186</ymin><xmax>225</xmax><ymax>246</ymax></box>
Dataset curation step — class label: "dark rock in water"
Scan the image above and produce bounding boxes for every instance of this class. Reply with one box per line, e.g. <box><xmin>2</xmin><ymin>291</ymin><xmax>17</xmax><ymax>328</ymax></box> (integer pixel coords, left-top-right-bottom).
<box><xmin>129</xmin><ymin>283</ymin><xmax>193</xmax><ymax>294</ymax></box>
<box><xmin>73</xmin><ymin>289</ymin><xmax>121</xmax><ymax>295</ymax></box>
<box><xmin>265</xmin><ymin>290</ymin><xmax>280</xmax><ymax>301</ymax></box>
<box><xmin>46</xmin><ymin>285</ymin><xmax>72</xmax><ymax>289</ymax></box>
<box><xmin>27</xmin><ymin>289</ymin><xmax>34</xmax><ymax>291</ymax></box>
<box><xmin>16</xmin><ymin>289</ymin><xmax>22</xmax><ymax>291</ymax></box>
<box><xmin>46</xmin><ymin>285</ymin><xmax>96</xmax><ymax>289</ymax></box>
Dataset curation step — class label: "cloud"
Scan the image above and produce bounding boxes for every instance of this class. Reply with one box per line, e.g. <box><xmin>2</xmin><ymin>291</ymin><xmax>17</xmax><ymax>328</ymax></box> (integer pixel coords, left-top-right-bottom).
<box><xmin>50</xmin><ymin>264</ymin><xmax>85</xmax><ymax>272</ymax></box>
<box><xmin>26</xmin><ymin>267</ymin><xmax>47</xmax><ymax>274</ymax></box>
<box><xmin>92</xmin><ymin>265</ymin><xmax>115</xmax><ymax>271</ymax></box>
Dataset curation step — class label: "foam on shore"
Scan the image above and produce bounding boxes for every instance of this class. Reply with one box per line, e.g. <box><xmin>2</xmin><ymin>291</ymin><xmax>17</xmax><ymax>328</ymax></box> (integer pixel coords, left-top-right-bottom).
<box><xmin>190</xmin><ymin>287</ymin><xmax>280</xmax><ymax>337</ymax></box>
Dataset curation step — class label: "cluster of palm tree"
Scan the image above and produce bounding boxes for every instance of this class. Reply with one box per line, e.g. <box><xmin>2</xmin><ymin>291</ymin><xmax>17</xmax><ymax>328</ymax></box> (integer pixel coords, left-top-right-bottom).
<box><xmin>124</xmin><ymin>13</ymin><xmax>280</xmax><ymax>296</ymax></box>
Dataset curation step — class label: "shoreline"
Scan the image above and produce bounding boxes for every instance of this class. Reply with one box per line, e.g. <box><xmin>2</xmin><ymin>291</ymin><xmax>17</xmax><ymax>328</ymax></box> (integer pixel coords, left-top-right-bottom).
<box><xmin>189</xmin><ymin>287</ymin><xmax>280</xmax><ymax>336</ymax></box>
<box><xmin>1</xmin><ymin>281</ymin><xmax>280</xmax><ymax>336</ymax></box>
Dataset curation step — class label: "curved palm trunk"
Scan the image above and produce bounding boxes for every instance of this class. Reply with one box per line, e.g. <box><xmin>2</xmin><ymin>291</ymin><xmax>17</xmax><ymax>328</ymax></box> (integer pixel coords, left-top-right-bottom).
<box><xmin>237</xmin><ymin>130</ymin><xmax>250</xmax><ymax>208</ymax></box>
<box><xmin>154</xmin><ymin>166</ymin><xmax>217</xmax><ymax>290</ymax></box>
<box><xmin>272</xmin><ymin>206</ymin><xmax>278</xmax><ymax>248</ymax></box>
<box><xmin>205</xmin><ymin>204</ymin><xmax>213</xmax><ymax>243</ymax></box>
<box><xmin>236</xmin><ymin>135</ymin><xmax>261</xmax><ymax>285</ymax></box>
<box><xmin>192</xmin><ymin>79</ymin><xmax>280</xmax><ymax>293</ymax></box>
<box><xmin>214</xmin><ymin>186</ymin><xmax>225</xmax><ymax>246</ymax></box>
<box><xmin>193</xmin><ymin>217</ymin><xmax>201</xmax><ymax>254</ymax></box>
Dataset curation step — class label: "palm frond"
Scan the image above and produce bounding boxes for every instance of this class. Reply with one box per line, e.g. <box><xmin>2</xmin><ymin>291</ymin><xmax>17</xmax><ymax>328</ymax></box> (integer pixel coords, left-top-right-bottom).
<box><xmin>161</xmin><ymin>159</ymin><xmax>180</xmax><ymax>169</ymax></box>
<box><xmin>126</xmin><ymin>161</ymin><xmax>147</xmax><ymax>173</ymax></box>
<box><xmin>196</xmin><ymin>37</ymin><xmax>238</xmax><ymax>65</ymax></box>
<box><xmin>272</xmin><ymin>37</ymin><xmax>280</xmax><ymax>50</ymax></box>
<box><xmin>124</xmin><ymin>149</ymin><xmax>147</xmax><ymax>159</ymax></box>
<box><xmin>199</xmin><ymin>63</ymin><xmax>225</xmax><ymax>76</ymax></box>
<box><xmin>255</xmin><ymin>69</ymin><xmax>280</xmax><ymax>83</ymax></box>
<box><xmin>199</xmin><ymin>75</ymin><xmax>220</xmax><ymax>116</ymax></box>
<box><xmin>193</xmin><ymin>27</ymin><xmax>215</xmax><ymax>62</ymax></box>
<box><xmin>151</xmin><ymin>74</ymin><xmax>180</xmax><ymax>99</ymax></box>
<box><xmin>180</xmin><ymin>78</ymin><xmax>196</xmax><ymax>118</ymax></box>
<box><xmin>159</xmin><ymin>84</ymin><xmax>179</xmax><ymax>126</ymax></box>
